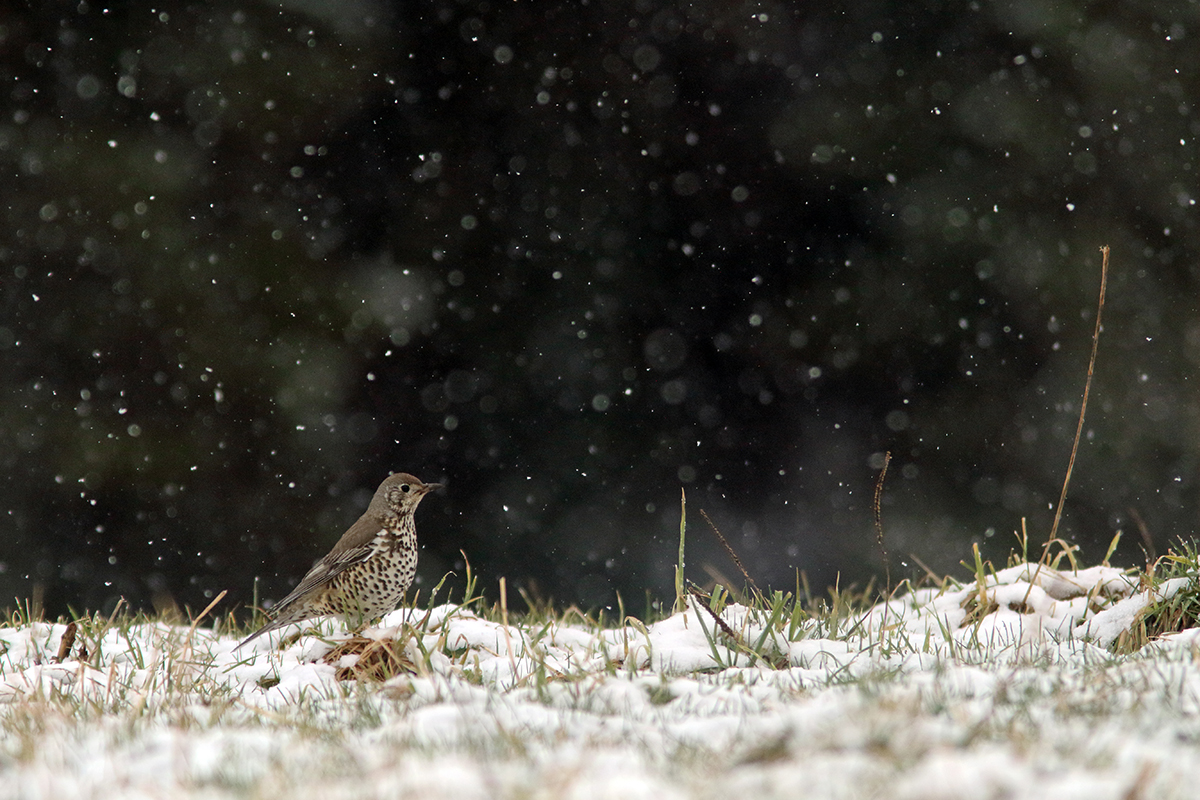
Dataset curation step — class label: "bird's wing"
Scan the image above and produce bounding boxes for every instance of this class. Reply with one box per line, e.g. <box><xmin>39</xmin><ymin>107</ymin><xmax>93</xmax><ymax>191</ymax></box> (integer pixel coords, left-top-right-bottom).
<box><xmin>268</xmin><ymin>514</ymin><xmax>384</xmax><ymax>614</ymax></box>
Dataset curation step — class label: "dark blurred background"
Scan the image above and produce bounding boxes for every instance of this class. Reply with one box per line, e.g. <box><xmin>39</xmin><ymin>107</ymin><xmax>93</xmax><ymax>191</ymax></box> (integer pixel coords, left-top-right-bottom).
<box><xmin>2</xmin><ymin>1</ymin><xmax>1197</xmax><ymax>619</ymax></box>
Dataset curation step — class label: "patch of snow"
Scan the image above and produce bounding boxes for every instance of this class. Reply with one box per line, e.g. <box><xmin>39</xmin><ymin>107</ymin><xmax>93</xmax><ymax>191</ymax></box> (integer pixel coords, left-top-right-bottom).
<box><xmin>1</xmin><ymin>562</ymin><xmax>1198</xmax><ymax>798</ymax></box>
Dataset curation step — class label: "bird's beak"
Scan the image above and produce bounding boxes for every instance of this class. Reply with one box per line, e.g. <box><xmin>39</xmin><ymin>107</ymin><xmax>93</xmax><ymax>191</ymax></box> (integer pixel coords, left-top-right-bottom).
<box><xmin>424</xmin><ymin>482</ymin><xmax>445</xmax><ymax>492</ymax></box>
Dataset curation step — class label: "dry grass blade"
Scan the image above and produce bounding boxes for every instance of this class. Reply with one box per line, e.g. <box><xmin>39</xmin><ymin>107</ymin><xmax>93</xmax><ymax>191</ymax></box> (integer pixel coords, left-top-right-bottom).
<box><xmin>907</xmin><ymin>553</ymin><xmax>944</xmax><ymax>585</ymax></box>
<box><xmin>699</xmin><ymin>509</ymin><xmax>763</xmax><ymax>601</ymax></box>
<box><xmin>53</xmin><ymin>621</ymin><xmax>77</xmax><ymax>663</ymax></box>
<box><xmin>1128</xmin><ymin>506</ymin><xmax>1155</xmax><ymax>565</ymax></box>
<box><xmin>188</xmin><ymin>590</ymin><xmax>226</xmax><ymax>636</ymax></box>
<box><xmin>1122</xmin><ymin>761</ymin><xmax>1159</xmax><ymax>800</ymax></box>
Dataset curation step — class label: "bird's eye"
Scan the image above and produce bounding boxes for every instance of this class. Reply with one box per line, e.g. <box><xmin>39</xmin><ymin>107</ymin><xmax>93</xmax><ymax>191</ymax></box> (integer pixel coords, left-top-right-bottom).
<box><xmin>400</xmin><ymin>484</ymin><xmax>411</xmax><ymax>493</ymax></box>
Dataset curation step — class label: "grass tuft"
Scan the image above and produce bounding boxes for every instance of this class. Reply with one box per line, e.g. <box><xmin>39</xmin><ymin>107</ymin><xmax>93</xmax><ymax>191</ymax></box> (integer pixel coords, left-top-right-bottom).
<box><xmin>322</xmin><ymin>635</ymin><xmax>416</xmax><ymax>682</ymax></box>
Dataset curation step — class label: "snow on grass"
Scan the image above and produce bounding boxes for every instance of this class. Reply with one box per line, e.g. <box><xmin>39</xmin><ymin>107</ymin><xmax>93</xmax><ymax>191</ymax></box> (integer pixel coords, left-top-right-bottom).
<box><xmin>3</xmin><ymin>560</ymin><xmax>1200</xmax><ymax>799</ymax></box>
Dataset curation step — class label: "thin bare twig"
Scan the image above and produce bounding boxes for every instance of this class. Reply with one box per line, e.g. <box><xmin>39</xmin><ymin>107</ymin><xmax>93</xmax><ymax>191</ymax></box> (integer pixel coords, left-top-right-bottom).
<box><xmin>873</xmin><ymin>451</ymin><xmax>892</xmax><ymax>591</ymax></box>
<box><xmin>687</xmin><ymin>586</ymin><xmax>742</xmax><ymax>644</ymax></box>
<box><xmin>699</xmin><ymin>509</ymin><xmax>763</xmax><ymax>600</ymax></box>
<box><xmin>1048</xmin><ymin>245</ymin><xmax>1109</xmax><ymax>544</ymax></box>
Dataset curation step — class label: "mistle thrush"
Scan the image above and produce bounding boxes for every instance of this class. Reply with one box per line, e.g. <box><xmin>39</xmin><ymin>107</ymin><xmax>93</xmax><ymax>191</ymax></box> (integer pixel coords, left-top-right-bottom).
<box><xmin>238</xmin><ymin>473</ymin><xmax>441</xmax><ymax>649</ymax></box>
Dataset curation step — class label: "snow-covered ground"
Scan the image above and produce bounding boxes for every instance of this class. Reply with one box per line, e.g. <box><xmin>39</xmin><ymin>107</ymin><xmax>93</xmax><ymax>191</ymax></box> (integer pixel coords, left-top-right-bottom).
<box><xmin>3</xmin><ymin>561</ymin><xmax>1200</xmax><ymax>799</ymax></box>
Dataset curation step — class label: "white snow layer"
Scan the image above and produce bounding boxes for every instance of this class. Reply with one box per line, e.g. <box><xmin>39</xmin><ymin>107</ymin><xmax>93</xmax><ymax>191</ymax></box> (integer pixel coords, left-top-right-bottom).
<box><xmin>2</xmin><ymin>562</ymin><xmax>1200</xmax><ymax>799</ymax></box>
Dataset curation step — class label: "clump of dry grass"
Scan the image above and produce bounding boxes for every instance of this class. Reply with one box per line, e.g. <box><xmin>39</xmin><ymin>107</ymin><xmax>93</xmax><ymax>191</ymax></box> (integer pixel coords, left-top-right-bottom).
<box><xmin>321</xmin><ymin>635</ymin><xmax>416</xmax><ymax>682</ymax></box>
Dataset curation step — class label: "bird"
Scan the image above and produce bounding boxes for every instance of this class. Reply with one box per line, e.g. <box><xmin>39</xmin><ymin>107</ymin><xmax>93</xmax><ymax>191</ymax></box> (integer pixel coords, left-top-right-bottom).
<box><xmin>237</xmin><ymin>472</ymin><xmax>441</xmax><ymax>649</ymax></box>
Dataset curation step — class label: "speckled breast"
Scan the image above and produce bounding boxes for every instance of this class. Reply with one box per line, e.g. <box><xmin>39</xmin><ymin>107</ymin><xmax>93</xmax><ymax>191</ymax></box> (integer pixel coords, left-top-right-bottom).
<box><xmin>319</xmin><ymin>533</ymin><xmax>418</xmax><ymax>626</ymax></box>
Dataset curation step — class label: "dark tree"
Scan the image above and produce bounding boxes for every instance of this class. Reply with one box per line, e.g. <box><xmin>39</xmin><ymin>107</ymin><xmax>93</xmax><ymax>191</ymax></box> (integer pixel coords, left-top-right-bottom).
<box><xmin>1</xmin><ymin>1</ymin><xmax>1196</xmax><ymax>617</ymax></box>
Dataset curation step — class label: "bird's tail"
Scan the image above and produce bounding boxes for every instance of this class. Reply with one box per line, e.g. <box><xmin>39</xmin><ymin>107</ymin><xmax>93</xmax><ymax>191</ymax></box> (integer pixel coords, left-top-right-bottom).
<box><xmin>234</xmin><ymin>612</ymin><xmax>292</xmax><ymax>651</ymax></box>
